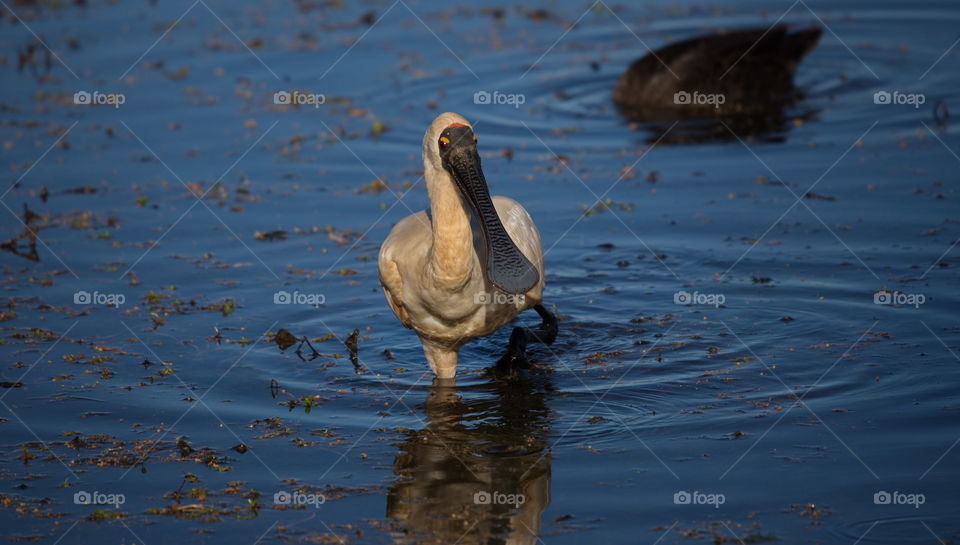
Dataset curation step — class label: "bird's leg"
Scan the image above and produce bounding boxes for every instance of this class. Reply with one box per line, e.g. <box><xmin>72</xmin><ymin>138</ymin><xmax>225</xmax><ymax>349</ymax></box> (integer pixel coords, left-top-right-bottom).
<box><xmin>497</xmin><ymin>326</ymin><xmax>530</xmax><ymax>371</ymax></box>
<box><xmin>422</xmin><ymin>342</ymin><xmax>459</xmax><ymax>379</ymax></box>
<box><xmin>496</xmin><ymin>304</ymin><xmax>558</xmax><ymax>371</ymax></box>
<box><xmin>528</xmin><ymin>304</ymin><xmax>559</xmax><ymax>345</ymax></box>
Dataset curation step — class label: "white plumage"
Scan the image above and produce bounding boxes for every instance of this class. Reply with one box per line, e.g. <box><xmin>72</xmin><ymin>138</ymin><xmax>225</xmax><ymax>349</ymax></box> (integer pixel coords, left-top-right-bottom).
<box><xmin>378</xmin><ymin>112</ymin><xmax>546</xmax><ymax>378</ymax></box>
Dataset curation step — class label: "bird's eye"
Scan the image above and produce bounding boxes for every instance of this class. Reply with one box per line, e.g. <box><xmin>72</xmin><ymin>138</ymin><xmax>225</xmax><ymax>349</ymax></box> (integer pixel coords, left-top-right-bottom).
<box><xmin>438</xmin><ymin>136</ymin><xmax>450</xmax><ymax>150</ymax></box>
<box><xmin>473</xmin><ymin>134</ymin><xmax>477</xmax><ymax>144</ymax></box>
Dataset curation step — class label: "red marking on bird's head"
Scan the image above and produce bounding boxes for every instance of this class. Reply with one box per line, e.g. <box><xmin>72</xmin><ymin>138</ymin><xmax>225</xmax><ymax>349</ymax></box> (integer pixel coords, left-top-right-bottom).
<box><xmin>446</xmin><ymin>122</ymin><xmax>468</xmax><ymax>128</ymax></box>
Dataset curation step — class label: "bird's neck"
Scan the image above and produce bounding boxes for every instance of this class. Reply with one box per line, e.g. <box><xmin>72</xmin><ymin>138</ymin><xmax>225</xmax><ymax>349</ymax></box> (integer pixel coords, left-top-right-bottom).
<box><xmin>425</xmin><ymin>164</ymin><xmax>474</xmax><ymax>289</ymax></box>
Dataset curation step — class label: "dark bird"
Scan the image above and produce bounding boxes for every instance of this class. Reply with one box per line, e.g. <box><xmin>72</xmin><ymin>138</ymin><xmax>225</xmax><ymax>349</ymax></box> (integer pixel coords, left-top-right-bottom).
<box><xmin>613</xmin><ymin>25</ymin><xmax>822</xmax><ymax>139</ymax></box>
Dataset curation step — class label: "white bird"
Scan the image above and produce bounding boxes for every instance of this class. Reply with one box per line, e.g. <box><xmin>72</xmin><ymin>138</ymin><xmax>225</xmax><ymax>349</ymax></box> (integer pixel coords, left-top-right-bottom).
<box><xmin>378</xmin><ymin>112</ymin><xmax>557</xmax><ymax>379</ymax></box>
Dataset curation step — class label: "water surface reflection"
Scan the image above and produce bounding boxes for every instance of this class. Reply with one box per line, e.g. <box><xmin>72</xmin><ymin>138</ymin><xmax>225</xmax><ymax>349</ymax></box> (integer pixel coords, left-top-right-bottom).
<box><xmin>387</xmin><ymin>376</ymin><xmax>553</xmax><ymax>544</ymax></box>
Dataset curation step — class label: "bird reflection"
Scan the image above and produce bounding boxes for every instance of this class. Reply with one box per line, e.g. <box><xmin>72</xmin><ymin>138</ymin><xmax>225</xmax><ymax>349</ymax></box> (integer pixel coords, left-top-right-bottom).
<box><xmin>626</xmin><ymin>109</ymin><xmax>817</xmax><ymax>145</ymax></box>
<box><xmin>387</xmin><ymin>375</ymin><xmax>553</xmax><ymax>544</ymax></box>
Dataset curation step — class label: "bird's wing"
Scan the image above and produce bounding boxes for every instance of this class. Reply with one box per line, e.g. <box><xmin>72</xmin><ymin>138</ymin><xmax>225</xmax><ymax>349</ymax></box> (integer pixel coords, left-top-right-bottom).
<box><xmin>378</xmin><ymin>212</ymin><xmax>431</xmax><ymax>329</ymax></box>
<box><xmin>379</xmin><ymin>257</ymin><xmax>411</xmax><ymax>328</ymax></box>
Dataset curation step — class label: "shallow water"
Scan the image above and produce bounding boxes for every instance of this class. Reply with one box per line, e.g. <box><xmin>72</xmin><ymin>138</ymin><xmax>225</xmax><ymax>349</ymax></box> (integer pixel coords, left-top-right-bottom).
<box><xmin>1</xmin><ymin>0</ymin><xmax>958</xmax><ymax>543</ymax></box>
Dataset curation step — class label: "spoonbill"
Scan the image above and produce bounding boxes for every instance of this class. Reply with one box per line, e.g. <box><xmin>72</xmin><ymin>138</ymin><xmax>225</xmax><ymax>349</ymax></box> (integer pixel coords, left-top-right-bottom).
<box><xmin>613</xmin><ymin>26</ymin><xmax>822</xmax><ymax>119</ymax></box>
<box><xmin>378</xmin><ymin>112</ymin><xmax>557</xmax><ymax>379</ymax></box>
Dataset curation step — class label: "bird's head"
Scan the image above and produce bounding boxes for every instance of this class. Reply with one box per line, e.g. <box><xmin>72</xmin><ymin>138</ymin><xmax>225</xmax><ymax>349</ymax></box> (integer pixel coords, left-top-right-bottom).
<box><xmin>421</xmin><ymin>112</ymin><xmax>539</xmax><ymax>295</ymax></box>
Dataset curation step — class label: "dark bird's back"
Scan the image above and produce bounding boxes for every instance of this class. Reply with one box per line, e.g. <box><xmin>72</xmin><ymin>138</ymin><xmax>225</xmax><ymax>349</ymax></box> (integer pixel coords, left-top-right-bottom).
<box><xmin>613</xmin><ymin>25</ymin><xmax>822</xmax><ymax>120</ymax></box>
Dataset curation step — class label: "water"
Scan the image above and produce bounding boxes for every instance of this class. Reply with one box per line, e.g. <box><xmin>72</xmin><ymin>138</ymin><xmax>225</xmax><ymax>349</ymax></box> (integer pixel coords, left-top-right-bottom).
<box><xmin>1</xmin><ymin>0</ymin><xmax>958</xmax><ymax>543</ymax></box>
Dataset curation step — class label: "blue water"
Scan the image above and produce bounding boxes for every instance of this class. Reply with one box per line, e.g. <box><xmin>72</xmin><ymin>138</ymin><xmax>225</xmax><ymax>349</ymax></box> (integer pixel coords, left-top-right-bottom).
<box><xmin>1</xmin><ymin>0</ymin><xmax>958</xmax><ymax>543</ymax></box>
